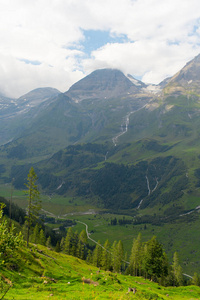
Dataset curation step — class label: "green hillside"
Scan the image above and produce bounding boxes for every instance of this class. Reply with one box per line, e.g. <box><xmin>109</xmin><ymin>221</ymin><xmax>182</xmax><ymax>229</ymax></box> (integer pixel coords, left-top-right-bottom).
<box><xmin>1</xmin><ymin>243</ymin><xmax>200</xmax><ymax>300</ymax></box>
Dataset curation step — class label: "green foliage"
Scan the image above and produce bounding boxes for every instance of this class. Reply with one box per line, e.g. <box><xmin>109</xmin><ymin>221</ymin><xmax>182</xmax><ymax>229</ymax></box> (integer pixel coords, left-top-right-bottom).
<box><xmin>0</xmin><ymin>203</ymin><xmax>23</xmax><ymax>266</ymax></box>
<box><xmin>143</xmin><ymin>236</ymin><xmax>168</xmax><ymax>281</ymax></box>
<box><xmin>191</xmin><ymin>272</ymin><xmax>200</xmax><ymax>286</ymax></box>
<box><xmin>101</xmin><ymin>239</ymin><xmax>111</xmax><ymax>270</ymax></box>
<box><xmin>24</xmin><ymin>167</ymin><xmax>41</xmax><ymax>247</ymax></box>
<box><xmin>171</xmin><ymin>252</ymin><xmax>184</xmax><ymax>286</ymax></box>
<box><xmin>0</xmin><ymin>196</ymin><xmax>26</xmax><ymax>224</ymax></box>
<box><xmin>39</xmin><ymin>229</ymin><xmax>46</xmax><ymax>245</ymax></box>
<box><xmin>1</xmin><ymin>242</ymin><xmax>200</xmax><ymax>300</ymax></box>
<box><xmin>92</xmin><ymin>241</ymin><xmax>102</xmax><ymax>267</ymax></box>
<box><xmin>129</xmin><ymin>233</ymin><xmax>143</xmax><ymax>276</ymax></box>
<box><xmin>8</xmin><ymin>142</ymin><xmax>188</xmax><ymax>215</ymax></box>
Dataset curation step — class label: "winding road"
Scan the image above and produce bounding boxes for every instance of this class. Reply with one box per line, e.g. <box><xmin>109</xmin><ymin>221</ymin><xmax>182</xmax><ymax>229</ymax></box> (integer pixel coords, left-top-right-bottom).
<box><xmin>76</xmin><ymin>220</ymin><xmax>130</xmax><ymax>264</ymax></box>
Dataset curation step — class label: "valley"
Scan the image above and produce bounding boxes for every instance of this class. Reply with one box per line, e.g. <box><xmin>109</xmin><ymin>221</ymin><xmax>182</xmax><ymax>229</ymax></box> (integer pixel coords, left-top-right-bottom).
<box><xmin>1</xmin><ymin>54</ymin><xmax>200</xmax><ymax>280</ymax></box>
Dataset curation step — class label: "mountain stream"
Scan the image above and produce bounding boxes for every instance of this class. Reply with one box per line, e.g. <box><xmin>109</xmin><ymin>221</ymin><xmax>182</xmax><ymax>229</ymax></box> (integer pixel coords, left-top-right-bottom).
<box><xmin>112</xmin><ymin>104</ymin><xmax>147</xmax><ymax>146</ymax></box>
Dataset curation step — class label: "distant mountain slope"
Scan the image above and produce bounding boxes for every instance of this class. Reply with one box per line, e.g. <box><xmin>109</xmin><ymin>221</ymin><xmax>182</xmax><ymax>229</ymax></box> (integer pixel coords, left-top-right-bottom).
<box><xmin>17</xmin><ymin>87</ymin><xmax>61</xmax><ymax>108</ymax></box>
<box><xmin>0</xmin><ymin>87</ymin><xmax>61</xmax><ymax>119</ymax></box>
<box><xmin>2</xmin><ymin>54</ymin><xmax>200</xmax><ymax>214</ymax></box>
<box><xmin>0</xmin><ymin>87</ymin><xmax>61</xmax><ymax>146</ymax></box>
<box><xmin>0</xmin><ymin>69</ymin><xmax>151</xmax><ymax>158</ymax></box>
<box><xmin>164</xmin><ymin>54</ymin><xmax>200</xmax><ymax>95</ymax></box>
<box><xmin>65</xmin><ymin>68</ymin><xmax>146</xmax><ymax>102</ymax></box>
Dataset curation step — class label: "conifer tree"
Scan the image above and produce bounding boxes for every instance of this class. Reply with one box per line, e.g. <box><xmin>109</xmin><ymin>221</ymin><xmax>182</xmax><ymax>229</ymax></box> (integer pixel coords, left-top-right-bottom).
<box><xmin>92</xmin><ymin>241</ymin><xmax>102</xmax><ymax>267</ymax></box>
<box><xmin>111</xmin><ymin>240</ymin><xmax>124</xmax><ymax>273</ymax></box>
<box><xmin>60</xmin><ymin>237</ymin><xmax>65</xmax><ymax>251</ymax></box>
<box><xmin>143</xmin><ymin>236</ymin><xmax>168</xmax><ymax>281</ymax></box>
<box><xmin>77</xmin><ymin>229</ymin><xmax>87</xmax><ymax>259</ymax></box>
<box><xmin>129</xmin><ymin>233</ymin><xmax>142</xmax><ymax>276</ymax></box>
<box><xmin>172</xmin><ymin>252</ymin><xmax>183</xmax><ymax>286</ymax></box>
<box><xmin>39</xmin><ymin>228</ymin><xmax>46</xmax><ymax>245</ymax></box>
<box><xmin>55</xmin><ymin>241</ymin><xmax>61</xmax><ymax>252</ymax></box>
<box><xmin>25</xmin><ymin>167</ymin><xmax>41</xmax><ymax>247</ymax></box>
<box><xmin>0</xmin><ymin>203</ymin><xmax>23</xmax><ymax>265</ymax></box>
<box><xmin>79</xmin><ymin>230</ymin><xmax>87</xmax><ymax>244</ymax></box>
<box><xmin>46</xmin><ymin>236</ymin><xmax>51</xmax><ymax>248</ymax></box>
<box><xmin>101</xmin><ymin>239</ymin><xmax>111</xmax><ymax>270</ymax></box>
<box><xmin>86</xmin><ymin>249</ymin><xmax>93</xmax><ymax>264</ymax></box>
<box><xmin>123</xmin><ymin>252</ymin><xmax>128</xmax><ymax>272</ymax></box>
<box><xmin>31</xmin><ymin>223</ymin><xmax>40</xmax><ymax>243</ymax></box>
<box><xmin>115</xmin><ymin>240</ymin><xmax>124</xmax><ymax>273</ymax></box>
<box><xmin>192</xmin><ymin>272</ymin><xmax>200</xmax><ymax>286</ymax></box>
<box><xmin>64</xmin><ymin>227</ymin><xmax>73</xmax><ymax>255</ymax></box>
<box><xmin>110</xmin><ymin>240</ymin><xmax>117</xmax><ymax>271</ymax></box>
<box><xmin>71</xmin><ymin>231</ymin><xmax>78</xmax><ymax>256</ymax></box>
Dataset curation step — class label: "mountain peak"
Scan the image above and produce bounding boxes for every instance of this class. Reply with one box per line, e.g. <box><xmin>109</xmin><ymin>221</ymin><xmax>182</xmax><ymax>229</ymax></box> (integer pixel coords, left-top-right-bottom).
<box><xmin>65</xmin><ymin>68</ymin><xmax>144</xmax><ymax>102</ymax></box>
<box><xmin>164</xmin><ymin>53</ymin><xmax>200</xmax><ymax>95</ymax></box>
<box><xmin>17</xmin><ymin>87</ymin><xmax>61</xmax><ymax>107</ymax></box>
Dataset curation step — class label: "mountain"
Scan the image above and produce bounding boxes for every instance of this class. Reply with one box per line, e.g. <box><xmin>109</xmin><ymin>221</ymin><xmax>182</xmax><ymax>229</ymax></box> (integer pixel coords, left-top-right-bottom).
<box><xmin>2</xmin><ymin>55</ymin><xmax>200</xmax><ymax>275</ymax></box>
<box><xmin>2</xmin><ymin>57</ymin><xmax>200</xmax><ymax>207</ymax></box>
<box><xmin>0</xmin><ymin>94</ymin><xmax>17</xmax><ymax>117</ymax></box>
<box><xmin>7</xmin><ymin>55</ymin><xmax>200</xmax><ymax>212</ymax></box>
<box><xmin>164</xmin><ymin>53</ymin><xmax>200</xmax><ymax>95</ymax></box>
<box><xmin>65</xmin><ymin>68</ymin><xmax>147</xmax><ymax>102</ymax></box>
<box><xmin>0</xmin><ymin>87</ymin><xmax>61</xmax><ymax>119</ymax></box>
<box><xmin>17</xmin><ymin>87</ymin><xmax>61</xmax><ymax>108</ymax></box>
<box><xmin>0</xmin><ymin>87</ymin><xmax>61</xmax><ymax>146</ymax></box>
<box><xmin>0</xmin><ymin>69</ymin><xmax>151</xmax><ymax>158</ymax></box>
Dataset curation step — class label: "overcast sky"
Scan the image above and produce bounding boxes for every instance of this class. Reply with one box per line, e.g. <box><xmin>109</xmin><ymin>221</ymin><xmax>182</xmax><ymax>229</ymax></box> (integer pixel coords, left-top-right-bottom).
<box><xmin>1</xmin><ymin>0</ymin><xmax>200</xmax><ymax>98</ymax></box>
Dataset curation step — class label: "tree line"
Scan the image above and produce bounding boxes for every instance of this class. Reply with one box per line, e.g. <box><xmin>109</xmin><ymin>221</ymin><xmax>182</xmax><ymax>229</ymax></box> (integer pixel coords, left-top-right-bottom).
<box><xmin>1</xmin><ymin>166</ymin><xmax>200</xmax><ymax>288</ymax></box>
<box><xmin>53</xmin><ymin>227</ymin><xmax>200</xmax><ymax>287</ymax></box>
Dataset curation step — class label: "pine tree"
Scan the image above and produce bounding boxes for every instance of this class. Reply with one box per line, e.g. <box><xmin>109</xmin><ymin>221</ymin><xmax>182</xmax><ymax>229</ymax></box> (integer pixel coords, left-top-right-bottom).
<box><xmin>115</xmin><ymin>240</ymin><xmax>124</xmax><ymax>273</ymax></box>
<box><xmin>76</xmin><ymin>231</ymin><xmax>85</xmax><ymax>259</ymax></box>
<box><xmin>71</xmin><ymin>231</ymin><xmax>78</xmax><ymax>257</ymax></box>
<box><xmin>86</xmin><ymin>249</ymin><xmax>93</xmax><ymax>264</ymax></box>
<box><xmin>25</xmin><ymin>167</ymin><xmax>41</xmax><ymax>247</ymax></box>
<box><xmin>101</xmin><ymin>239</ymin><xmax>111</xmax><ymax>270</ymax></box>
<box><xmin>123</xmin><ymin>252</ymin><xmax>128</xmax><ymax>272</ymax></box>
<box><xmin>46</xmin><ymin>236</ymin><xmax>51</xmax><ymax>248</ymax></box>
<box><xmin>143</xmin><ymin>236</ymin><xmax>168</xmax><ymax>281</ymax></box>
<box><xmin>192</xmin><ymin>272</ymin><xmax>200</xmax><ymax>286</ymax></box>
<box><xmin>60</xmin><ymin>237</ymin><xmax>65</xmax><ymax>252</ymax></box>
<box><xmin>92</xmin><ymin>241</ymin><xmax>102</xmax><ymax>267</ymax></box>
<box><xmin>79</xmin><ymin>230</ymin><xmax>87</xmax><ymax>244</ymax></box>
<box><xmin>39</xmin><ymin>229</ymin><xmax>46</xmax><ymax>245</ymax></box>
<box><xmin>110</xmin><ymin>240</ymin><xmax>117</xmax><ymax>271</ymax></box>
<box><xmin>31</xmin><ymin>223</ymin><xmax>40</xmax><ymax>243</ymax></box>
<box><xmin>0</xmin><ymin>203</ymin><xmax>23</xmax><ymax>265</ymax></box>
<box><xmin>64</xmin><ymin>227</ymin><xmax>73</xmax><ymax>255</ymax></box>
<box><xmin>111</xmin><ymin>240</ymin><xmax>124</xmax><ymax>273</ymax></box>
<box><xmin>172</xmin><ymin>252</ymin><xmax>183</xmax><ymax>286</ymax></box>
<box><xmin>129</xmin><ymin>233</ymin><xmax>142</xmax><ymax>276</ymax></box>
<box><xmin>55</xmin><ymin>241</ymin><xmax>61</xmax><ymax>252</ymax></box>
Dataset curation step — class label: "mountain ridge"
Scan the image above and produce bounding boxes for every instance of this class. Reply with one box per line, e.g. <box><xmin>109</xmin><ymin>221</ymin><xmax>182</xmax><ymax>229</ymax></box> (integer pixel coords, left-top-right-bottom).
<box><xmin>65</xmin><ymin>68</ymin><xmax>148</xmax><ymax>102</ymax></box>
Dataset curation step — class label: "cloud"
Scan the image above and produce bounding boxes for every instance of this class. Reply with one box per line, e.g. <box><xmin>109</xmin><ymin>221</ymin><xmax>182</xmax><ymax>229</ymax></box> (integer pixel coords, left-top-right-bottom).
<box><xmin>0</xmin><ymin>0</ymin><xmax>200</xmax><ymax>97</ymax></box>
<box><xmin>82</xmin><ymin>40</ymin><xmax>200</xmax><ymax>84</ymax></box>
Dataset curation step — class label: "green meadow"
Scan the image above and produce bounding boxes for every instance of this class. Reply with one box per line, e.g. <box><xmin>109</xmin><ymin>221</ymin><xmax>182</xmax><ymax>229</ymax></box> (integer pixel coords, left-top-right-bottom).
<box><xmin>1</xmin><ymin>183</ymin><xmax>200</xmax><ymax>276</ymax></box>
<box><xmin>1</xmin><ymin>244</ymin><xmax>200</xmax><ymax>300</ymax></box>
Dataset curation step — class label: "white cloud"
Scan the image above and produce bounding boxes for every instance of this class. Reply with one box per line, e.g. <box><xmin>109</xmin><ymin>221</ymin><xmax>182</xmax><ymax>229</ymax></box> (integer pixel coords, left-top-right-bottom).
<box><xmin>0</xmin><ymin>0</ymin><xmax>200</xmax><ymax>97</ymax></box>
<box><xmin>82</xmin><ymin>40</ymin><xmax>200</xmax><ymax>84</ymax></box>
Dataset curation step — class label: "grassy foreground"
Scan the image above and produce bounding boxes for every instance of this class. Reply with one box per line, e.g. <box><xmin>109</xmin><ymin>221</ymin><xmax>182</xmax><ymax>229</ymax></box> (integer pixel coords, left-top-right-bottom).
<box><xmin>1</xmin><ymin>244</ymin><xmax>200</xmax><ymax>300</ymax></box>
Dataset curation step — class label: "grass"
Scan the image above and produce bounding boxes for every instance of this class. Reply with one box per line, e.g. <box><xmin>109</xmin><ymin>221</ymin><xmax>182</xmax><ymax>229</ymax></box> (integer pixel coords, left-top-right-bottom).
<box><xmin>1</xmin><ymin>243</ymin><xmax>200</xmax><ymax>300</ymax></box>
<box><xmin>1</xmin><ymin>183</ymin><xmax>200</xmax><ymax>275</ymax></box>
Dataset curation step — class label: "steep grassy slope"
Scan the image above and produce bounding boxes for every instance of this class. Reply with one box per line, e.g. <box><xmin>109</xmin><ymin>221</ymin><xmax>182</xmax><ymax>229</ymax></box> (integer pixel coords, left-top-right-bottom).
<box><xmin>1</xmin><ymin>244</ymin><xmax>200</xmax><ymax>299</ymax></box>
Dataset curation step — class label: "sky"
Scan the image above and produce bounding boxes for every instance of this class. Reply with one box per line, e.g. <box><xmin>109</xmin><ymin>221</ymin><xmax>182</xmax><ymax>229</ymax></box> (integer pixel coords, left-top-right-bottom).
<box><xmin>1</xmin><ymin>0</ymin><xmax>200</xmax><ymax>98</ymax></box>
